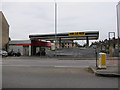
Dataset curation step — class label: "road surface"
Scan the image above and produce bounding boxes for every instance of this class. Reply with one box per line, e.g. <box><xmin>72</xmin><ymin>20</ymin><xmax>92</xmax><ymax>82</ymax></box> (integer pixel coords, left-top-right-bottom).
<box><xmin>2</xmin><ymin>57</ymin><xmax>118</xmax><ymax>88</ymax></box>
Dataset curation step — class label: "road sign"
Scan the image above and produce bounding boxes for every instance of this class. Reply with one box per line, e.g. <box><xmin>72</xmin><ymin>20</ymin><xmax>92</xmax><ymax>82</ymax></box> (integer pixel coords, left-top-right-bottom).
<box><xmin>69</xmin><ymin>32</ymin><xmax>85</xmax><ymax>36</ymax></box>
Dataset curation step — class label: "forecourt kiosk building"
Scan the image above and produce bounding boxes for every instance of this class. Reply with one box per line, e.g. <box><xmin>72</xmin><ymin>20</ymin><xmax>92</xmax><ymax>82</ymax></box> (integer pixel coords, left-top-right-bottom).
<box><xmin>29</xmin><ymin>31</ymin><xmax>99</xmax><ymax>56</ymax></box>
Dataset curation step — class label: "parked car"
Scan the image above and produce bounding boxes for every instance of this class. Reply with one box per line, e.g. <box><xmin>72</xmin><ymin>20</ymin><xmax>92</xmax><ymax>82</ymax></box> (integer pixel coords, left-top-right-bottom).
<box><xmin>8</xmin><ymin>50</ymin><xmax>21</xmax><ymax>57</ymax></box>
<box><xmin>8</xmin><ymin>50</ymin><xmax>15</xmax><ymax>56</ymax></box>
<box><xmin>0</xmin><ymin>50</ymin><xmax>8</xmax><ymax>57</ymax></box>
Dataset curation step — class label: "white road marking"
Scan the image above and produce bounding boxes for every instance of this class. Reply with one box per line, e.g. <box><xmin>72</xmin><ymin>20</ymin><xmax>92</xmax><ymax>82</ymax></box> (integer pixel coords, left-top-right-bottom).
<box><xmin>2</xmin><ymin>65</ymin><xmax>89</xmax><ymax>68</ymax></box>
<box><xmin>2</xmin><ymin>65</ymin><xmax>54</xmax><ymax>67</ymax></box>
<box><xmin>54</xmin><ymin>66</ymin><xmax>88</xmax><ymax>68</ymax></box>
<box><xmin>1</xmin><ymin>65</ymin><xmax>31</xmax><ymax>67</ymax></box>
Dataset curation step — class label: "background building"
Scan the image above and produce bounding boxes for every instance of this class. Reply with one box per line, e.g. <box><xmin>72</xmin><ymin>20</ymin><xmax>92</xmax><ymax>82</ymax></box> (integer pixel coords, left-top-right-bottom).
<box><xmin>90</xmin><ymin>38</ymin><xmax>120</xmax><ymax>57</ymax></box>
<box><xmin>9</xmin><ymin>40</ymin><xmax>31</xmax><ymax>56</ymax></box>
<box><xmin>0</xmin><ymin>11</ymin><xmax>9</xmax><ymax>51</ymax></box>
<box><xmin>9</xmin><ymin>40</ymin><xmax>51</xmax><ymax>56</ymax></box>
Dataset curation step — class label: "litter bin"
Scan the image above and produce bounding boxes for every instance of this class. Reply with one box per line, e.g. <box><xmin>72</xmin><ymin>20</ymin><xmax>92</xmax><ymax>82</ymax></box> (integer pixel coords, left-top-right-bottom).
<box><xmin>98</xmin><ymin>53</ymin><xmax>106</xmax><ymax>69</ymax></box>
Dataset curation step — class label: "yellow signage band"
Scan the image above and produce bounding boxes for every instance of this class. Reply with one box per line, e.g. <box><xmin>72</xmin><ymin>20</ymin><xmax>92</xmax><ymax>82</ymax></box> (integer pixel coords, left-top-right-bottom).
<box><xmin>69</xmin><ymin>32</ymin><xmax>85</xmax><ymax>36</ymax></box>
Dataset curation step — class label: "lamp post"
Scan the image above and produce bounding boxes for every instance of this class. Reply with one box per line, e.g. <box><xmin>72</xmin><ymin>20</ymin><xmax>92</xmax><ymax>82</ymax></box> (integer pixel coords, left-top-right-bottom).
<box><xmin>54</xmin><ymin>0</ymin><xmax>57</xmax><ymax>56</ymax></box>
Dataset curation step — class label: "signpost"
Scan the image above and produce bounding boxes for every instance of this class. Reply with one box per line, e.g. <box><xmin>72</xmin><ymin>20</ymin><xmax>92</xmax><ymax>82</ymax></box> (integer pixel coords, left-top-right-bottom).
<box><xmin>117</xmin><ymin>2</ymin><xmax>120</xmax><ymax>57</ymax></box>
<box><xmin>93</xmin><ymin>45</ymin><xmax>98</xmax><ymax>67</ymax></box>
<box><xmin>108</xmin><ymin>32</ymin><xmax>115</xmax><ymax>56</ymax></box>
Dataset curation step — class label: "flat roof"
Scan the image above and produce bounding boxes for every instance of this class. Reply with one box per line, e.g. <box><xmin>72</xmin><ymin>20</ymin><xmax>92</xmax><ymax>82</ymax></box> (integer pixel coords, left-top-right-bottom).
<box><xmin>29</xmin><ymin>31</ymin><xmax>99</xmax><ymax>41</ymax></box>
<box><xmin>9</xmin><ymin>40</ymin><xmax>31</xmax><ymax>44</ymax></box>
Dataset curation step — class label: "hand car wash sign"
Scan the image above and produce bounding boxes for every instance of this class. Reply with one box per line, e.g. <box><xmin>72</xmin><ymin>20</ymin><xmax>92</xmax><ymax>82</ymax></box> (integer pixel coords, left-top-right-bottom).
<box><xmin>69</xmin><ymin>32</ymin><xmax>85</xmax><ymax>36</ymax></box>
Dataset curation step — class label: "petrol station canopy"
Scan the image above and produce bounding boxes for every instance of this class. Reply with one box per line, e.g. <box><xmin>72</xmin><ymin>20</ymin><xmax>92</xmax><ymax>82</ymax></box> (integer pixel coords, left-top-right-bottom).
<box><xmin>29</xmin><ymin>31</ymin><xmax>99</xmax><ymax>41</ymax></box>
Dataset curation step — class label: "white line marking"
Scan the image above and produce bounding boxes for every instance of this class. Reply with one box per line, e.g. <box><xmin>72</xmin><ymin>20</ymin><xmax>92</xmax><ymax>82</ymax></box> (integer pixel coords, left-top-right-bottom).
<box><xmin>2</xmin><ymin>65</ymin><xmax>54</xmax><ymax>67</ymax></box>
<box><xmin>54</xmin><ymin>66</ymin><xmax>88</xmax><ymax>68</ymax></box>
<box><xmin>2</xmin><ymin>65</ymin><xmax>89</xmax><ymax>68</ymax></box>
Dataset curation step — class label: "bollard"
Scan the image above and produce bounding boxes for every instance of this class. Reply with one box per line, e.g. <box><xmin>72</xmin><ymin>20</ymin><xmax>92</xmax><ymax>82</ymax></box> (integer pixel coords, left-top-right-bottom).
<box><xmin>98</xmin><ymin>53</ymin><xmax>106</xmax><ymax>69</ymax></box>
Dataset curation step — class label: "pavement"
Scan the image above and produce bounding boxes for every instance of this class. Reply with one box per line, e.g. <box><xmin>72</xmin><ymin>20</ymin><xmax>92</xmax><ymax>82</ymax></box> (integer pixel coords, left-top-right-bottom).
<box><xmin>90</xmin><ymin>66</ymin><xmax>120</xmax><ymax>77</ymax></box>
<box><xmin>88</xmin><ymin>56</ymin><xmax>120</xmax><ymax>77</ymax></box>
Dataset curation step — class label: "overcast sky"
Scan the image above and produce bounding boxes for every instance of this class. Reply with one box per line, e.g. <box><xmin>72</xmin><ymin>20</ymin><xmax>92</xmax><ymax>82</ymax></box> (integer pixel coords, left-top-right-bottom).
<box><xmin>1</xmin><ymin>0</ymin><xmax>119</xmax><ymax>45</ymax></box>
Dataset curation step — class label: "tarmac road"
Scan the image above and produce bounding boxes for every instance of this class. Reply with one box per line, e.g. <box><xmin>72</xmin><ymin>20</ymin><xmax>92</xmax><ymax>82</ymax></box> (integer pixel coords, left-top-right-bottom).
<box><xmin>2</xmin><ymin>57</ymin><xmax>118</xmax><ymax>88</ymax></box>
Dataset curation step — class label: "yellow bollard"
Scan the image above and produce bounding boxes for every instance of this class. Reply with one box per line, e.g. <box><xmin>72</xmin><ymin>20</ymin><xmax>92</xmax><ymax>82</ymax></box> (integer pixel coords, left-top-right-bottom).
<box><xmin>98</xmin><ymin>53</ymin><xmax>106</xmax><ymax>69</ymax></box>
